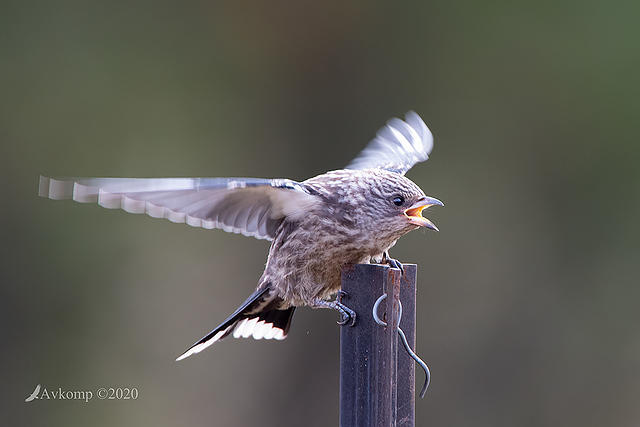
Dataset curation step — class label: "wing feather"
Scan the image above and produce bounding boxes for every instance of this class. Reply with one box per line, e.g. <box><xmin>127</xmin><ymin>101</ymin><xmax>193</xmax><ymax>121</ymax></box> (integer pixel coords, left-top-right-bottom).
<box><xmin>38</xmin><ymin>176</ymin><xmax>318</xmax><ymax>240</ymax></box>
<box><xmin>346</xmin><ymin>111</ymin><xmax>434</xmax><ymax>175</ymax></box>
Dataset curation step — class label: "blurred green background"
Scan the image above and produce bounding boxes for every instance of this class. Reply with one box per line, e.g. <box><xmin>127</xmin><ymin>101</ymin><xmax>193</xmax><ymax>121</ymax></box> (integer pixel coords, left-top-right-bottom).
<box><xmin>2</xmin><ymin>1</ymin><xmax>639</xmax><ymax>426</ymax></box>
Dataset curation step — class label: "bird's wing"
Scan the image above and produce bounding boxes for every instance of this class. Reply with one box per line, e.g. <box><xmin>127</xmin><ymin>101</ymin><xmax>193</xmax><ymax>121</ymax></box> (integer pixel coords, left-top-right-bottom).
<box><xmin>345</xmin><ymin>111</ymin><xmax>434</xmax><ymax>175</ymax></box>
<box><xmin>38</xmin><ymin>176</ymin><xmax>318</xmax><ymax>240</ymax></box>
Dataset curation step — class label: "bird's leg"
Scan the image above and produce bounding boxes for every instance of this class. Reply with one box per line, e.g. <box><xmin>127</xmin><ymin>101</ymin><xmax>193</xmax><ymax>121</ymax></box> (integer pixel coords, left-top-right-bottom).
<box><xmin>382</xmin><ymin>250</ymin><xmax>405</xmax><ymax>275</ymax></box>
<box><xmin>337</xmin><ymin>289</ymin><xmax>348</xmax><ymax>302</ymax></box>
<box><xmin>310</xmin><ymin>295</ymin><xmax>357</xmax><ymax>326</ymax></box>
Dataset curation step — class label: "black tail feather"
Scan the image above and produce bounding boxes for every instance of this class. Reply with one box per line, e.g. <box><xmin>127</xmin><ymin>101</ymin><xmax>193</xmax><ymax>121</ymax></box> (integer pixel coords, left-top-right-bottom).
<box><xmin>260</xmin><ymin>306</ymin><xmax>296</xmax><ymax>336</ymax></box>
<box><xmin>176</xmin><ymin>286</ymin><xmax>295</xmax><ymax>361</ymax></box>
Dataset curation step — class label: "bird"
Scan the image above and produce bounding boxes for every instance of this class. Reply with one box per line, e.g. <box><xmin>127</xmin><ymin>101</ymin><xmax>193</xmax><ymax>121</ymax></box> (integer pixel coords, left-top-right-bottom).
<box><xmin>38</xmin><ymin>111</ymin><xmax>443</xmax><ymax>361</ymax></box>
<box><xmin>25</xmin><ymin>384</ymin><xmax>41</xmax><ymax>402</ymax></box>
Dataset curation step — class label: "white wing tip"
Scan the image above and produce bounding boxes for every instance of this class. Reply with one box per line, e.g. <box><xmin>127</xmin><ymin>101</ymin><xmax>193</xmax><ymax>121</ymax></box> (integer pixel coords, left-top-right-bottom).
<box><xmin>122</xmin><ymin>196</ymin><xmax>146</xmax><ymax>214</ymax></box>
<box><xmin>97</xmin><ymin>190</ymin><xmax>121</xmax><ymax>209</ymax></box>
<box><xmin>404</xmin><ymin>110</ymin><xmax>434</xmax><ymax>155</ymax></box>
<box><xmin>41</xmin><ymin>177</ymin><xmax>75</xmax><ymax>200</ymax></box>
<box><xmin>72</xmin><ymin>183</ymin><xmax>99</xmax><ymax>203</ymax></box>
<box><xmin>39</xmin><ymin>176</ymin><xmax>106</xmax><ymax>203</ymax></box>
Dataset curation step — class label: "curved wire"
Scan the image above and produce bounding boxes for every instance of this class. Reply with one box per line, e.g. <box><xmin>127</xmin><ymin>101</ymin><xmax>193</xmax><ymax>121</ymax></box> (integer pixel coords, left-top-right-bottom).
<box><xmin>373</xmin><ymin>293</ymin><xmax>402</xmax><ymax>326</ymax></box>
<box><xmin>372</xmin><ymin>292</ymin><xmax>430</xmax><ymax>398</ymax></box>
<box><xmin>397</xmin><ymin>327</ymin><xmax>431</xmax><ymax>398</ymax></box>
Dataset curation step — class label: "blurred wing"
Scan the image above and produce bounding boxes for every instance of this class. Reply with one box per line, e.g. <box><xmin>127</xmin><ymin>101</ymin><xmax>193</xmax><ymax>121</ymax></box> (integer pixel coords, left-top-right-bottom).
<box><xmin>38</xmin><ymin>176</ymin><xmax>318</xmax><ymax>240</ymax></box>
<box><xmin>346</xmin><ymin>111</ymin><xmax>434</xmax><ymax>175</ymax></box>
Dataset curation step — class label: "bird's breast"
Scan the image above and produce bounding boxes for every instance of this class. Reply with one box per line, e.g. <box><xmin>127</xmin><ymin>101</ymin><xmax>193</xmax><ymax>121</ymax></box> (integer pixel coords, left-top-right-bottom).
<box><xmin>261</xmin><ymin>216</ymin><xmax>378</xmax><ymax>305</ymax></box>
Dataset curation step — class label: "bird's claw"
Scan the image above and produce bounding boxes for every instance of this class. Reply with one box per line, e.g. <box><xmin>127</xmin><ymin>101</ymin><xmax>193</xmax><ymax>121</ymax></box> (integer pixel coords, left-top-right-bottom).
<box><xmin>335</xmin><ymin>302</ymin><xmax>357</xmax><ymax>326</ymax></box>
<box><xmin>334</xmin><ymin>291</ymin><xmax>356</xmax><ymax>326</ymax></box>
<box><xmin>311</xmin><ymin>294</ymin><xmax>356</xmax><ymax>326</ymax></box>
<box><xmin>387</xmin><ymin>258</ymin><xmax>405</xmax><ymax>275</ymax></box>
<box><xmin>382</xmin><ymin>251</ymin><xmax>405</xmax><ymax>275</ymax></box>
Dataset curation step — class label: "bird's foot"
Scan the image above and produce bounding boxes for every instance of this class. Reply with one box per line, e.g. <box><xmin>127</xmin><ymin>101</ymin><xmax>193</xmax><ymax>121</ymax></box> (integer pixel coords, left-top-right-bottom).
<box><xmin>311</xmin><ymin>296</ymin><xmax>357</xmax><ymax>327</ymax></box>
<box><xmin>382</xmin><ymin>251</ymin><xmax>405</xmax><ymax>275</ymax></box>
<box><xmin>335</xmin><ymin>291</ymin><xmax>356</xmax><ymax>326</ymax></box>
<box><xmin>335</xmin><ymin>301</ymin><xmax>357</xmax><ymax>326</ymax></box>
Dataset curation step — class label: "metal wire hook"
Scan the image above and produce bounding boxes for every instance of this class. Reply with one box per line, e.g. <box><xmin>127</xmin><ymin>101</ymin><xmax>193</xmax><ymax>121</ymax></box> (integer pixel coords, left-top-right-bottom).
<box><xmin>372</xmin><ymin>292</ymin><xmax>401</xmax><ymax>326</ymax></box>
<box><xmin>372</xmin><ymin>293</ymin><xmax>431</xmax><ymax>398</ymax></box>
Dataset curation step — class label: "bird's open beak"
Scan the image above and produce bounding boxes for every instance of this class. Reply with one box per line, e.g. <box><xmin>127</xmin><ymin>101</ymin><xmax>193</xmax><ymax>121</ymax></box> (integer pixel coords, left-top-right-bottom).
<box><xmin>403</xmin><ymin>196</ymin><xmax>443</xmax><ymax>231</ymax></box>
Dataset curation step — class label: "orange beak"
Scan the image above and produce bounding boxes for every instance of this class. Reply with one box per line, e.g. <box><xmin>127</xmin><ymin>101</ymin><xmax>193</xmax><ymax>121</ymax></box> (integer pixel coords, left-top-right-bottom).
<box><xmin>403</xmin><ymin>196</ymin><xmax>443</xmax><ymax>231</ymax></box>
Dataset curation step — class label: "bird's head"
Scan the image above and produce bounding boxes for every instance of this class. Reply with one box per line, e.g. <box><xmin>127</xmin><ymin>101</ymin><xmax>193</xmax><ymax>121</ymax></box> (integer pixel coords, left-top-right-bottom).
<box><xmin>361</xmin><ymin>169</ymin><xmax>443</xmax><ymax>240</ymax></box>
<box><xmin>310</xmin><ymin>169</ymin><xmax>443</xmax><ymax>244</ymax></box>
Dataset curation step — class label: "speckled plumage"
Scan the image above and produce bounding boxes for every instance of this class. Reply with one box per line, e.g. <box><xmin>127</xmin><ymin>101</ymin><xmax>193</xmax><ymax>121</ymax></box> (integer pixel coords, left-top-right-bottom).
<box><xmin>261</xmin><ymin>169</ymin><xmax>427</xmax><ymax>306</ymax></box>
<box><xmin>38</xmin><ymin>111</ymin><xmax>442</xmax><ymax>360</ymax></box>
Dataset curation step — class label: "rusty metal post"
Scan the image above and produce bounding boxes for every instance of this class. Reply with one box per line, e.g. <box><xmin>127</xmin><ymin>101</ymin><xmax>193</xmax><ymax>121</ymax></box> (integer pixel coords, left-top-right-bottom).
<box><xmin>339</xmin><ymin>263</ymin><xmax>417</xmax><ymax>427</ymax></box>
<box><xmin>397</xmin><ymin>265</ymin><xmax>417</xmax><ymax>426</ymax></box>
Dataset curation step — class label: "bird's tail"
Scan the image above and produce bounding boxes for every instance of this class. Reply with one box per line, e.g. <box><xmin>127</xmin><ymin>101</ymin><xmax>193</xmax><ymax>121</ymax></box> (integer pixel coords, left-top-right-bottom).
<box><xmin>176</xmin><ymin>286</ymin><xmax>295</xmax><ymax>361</ymax></box>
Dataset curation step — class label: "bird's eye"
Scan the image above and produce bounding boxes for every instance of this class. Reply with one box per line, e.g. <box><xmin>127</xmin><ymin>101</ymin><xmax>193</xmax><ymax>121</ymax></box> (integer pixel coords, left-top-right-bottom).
<box><xmin>392</xmin><ymin>196</ymin><xmax>405</xmax><ymax>206</ymax></box>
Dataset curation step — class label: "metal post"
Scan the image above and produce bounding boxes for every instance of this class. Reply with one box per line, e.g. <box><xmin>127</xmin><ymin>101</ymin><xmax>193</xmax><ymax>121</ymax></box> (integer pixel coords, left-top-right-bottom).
<box><xmin>397</xmin><ymin>265</ymin><xmax>417</xmax><ymax>426</ymax></box>
<box><xmin>339</xmin><ymin>263</ymin><xmax>418</xmax><ymax>427</ymax></box>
